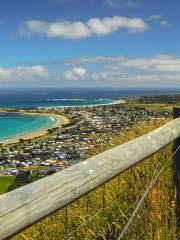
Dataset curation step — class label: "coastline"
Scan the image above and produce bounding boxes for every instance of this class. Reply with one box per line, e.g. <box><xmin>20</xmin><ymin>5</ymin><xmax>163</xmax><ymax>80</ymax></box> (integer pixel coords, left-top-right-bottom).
<box><xmin>37</xmin><ymin>99</ymin><xmax>126</xmax><ymax>109</ymax></box>
<box><xmin>0</xmin><ymin>99</ymin><xmax>125</xmax><ymax>146</ymax></box>
<box><xmin>0</xmin><ymin>111</ymin><xmax>70</xmax><ymax>146</ymax></box>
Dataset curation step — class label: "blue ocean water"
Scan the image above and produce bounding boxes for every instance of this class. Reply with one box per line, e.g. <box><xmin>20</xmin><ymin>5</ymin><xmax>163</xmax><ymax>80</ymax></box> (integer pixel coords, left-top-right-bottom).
<box><xmin>0</xmin><ymin>113</ymin><xmax>57</xmax><ymax>141</ymax></box>
<box><xmin>0</xmin><ymin>88</ymin><xmax>179</xmax><ymax>141</ymax></box>
<box><xmin>0</xmin><ymin>88</ymin><xmax>179</xmax><ymax>108</ymax></box>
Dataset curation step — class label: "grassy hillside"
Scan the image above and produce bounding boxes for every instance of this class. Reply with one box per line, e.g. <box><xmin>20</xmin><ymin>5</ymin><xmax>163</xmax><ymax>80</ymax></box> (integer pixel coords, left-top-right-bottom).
<box><xmin>0</xmin><ymin>176</ymin><xmax>15</xmax><ymax>195</ymax></box>
<box><xmin>124</xmin><ymin>102</ymin><xmax>174</xmax><ymax>112</ymax></box>
<box><xmin>12</xmin><ymin>117</ymin><xmax>179</xmax><ymax>240</ymax></box>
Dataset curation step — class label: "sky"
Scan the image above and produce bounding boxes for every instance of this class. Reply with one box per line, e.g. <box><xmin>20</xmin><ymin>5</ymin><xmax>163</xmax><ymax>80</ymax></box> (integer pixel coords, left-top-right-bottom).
<box><xmin>0</xmin><ymin>0</ymin><xmax>180</xmax><ymax>88</ymax></box>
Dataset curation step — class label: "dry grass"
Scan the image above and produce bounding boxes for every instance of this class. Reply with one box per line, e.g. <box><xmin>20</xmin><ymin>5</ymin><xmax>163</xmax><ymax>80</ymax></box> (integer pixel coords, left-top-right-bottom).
<box><xmin>13</xmin><ymin>118</ymin><xmax>178</xmax><ymax>240</ymax></box>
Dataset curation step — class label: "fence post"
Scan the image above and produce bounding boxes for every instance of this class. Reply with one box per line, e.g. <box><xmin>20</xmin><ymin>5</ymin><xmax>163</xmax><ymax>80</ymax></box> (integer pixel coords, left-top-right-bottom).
<box><xmin>173</xmin><ymin>107</ymin><xmax>180</xmax><ymax>228</ymax></box>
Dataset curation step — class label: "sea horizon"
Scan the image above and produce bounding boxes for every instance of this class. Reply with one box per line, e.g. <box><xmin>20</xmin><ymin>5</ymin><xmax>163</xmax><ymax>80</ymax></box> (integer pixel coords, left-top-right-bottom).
<box><xmin>0</xmin><ymin>87</ymin><xmax>178</xmax><ymax>142</ymax></box>
<box><xmin>0</xmin><ymin>87</ymin><xmax>180</xmax><ymax>109</ymax></box>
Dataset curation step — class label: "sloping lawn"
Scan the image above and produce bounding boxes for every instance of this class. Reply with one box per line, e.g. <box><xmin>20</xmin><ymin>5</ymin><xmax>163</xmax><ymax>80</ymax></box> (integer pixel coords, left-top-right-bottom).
<box><xmin>125</xmin><ymin>103</ymin><xmax>174</xmax><ymax>112</ymax></box>
<box><xmin>0</xmin><ymin>176</ymin><xmax>15</xmax><ymax>194</ymax></box>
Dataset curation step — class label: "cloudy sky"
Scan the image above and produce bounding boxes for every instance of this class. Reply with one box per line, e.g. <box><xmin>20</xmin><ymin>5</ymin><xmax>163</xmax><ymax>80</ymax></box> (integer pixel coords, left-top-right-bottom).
<box><xmin>0</xmin><ymin>0</ymin><xmax>180</xmax><ymax>88</ymax></box>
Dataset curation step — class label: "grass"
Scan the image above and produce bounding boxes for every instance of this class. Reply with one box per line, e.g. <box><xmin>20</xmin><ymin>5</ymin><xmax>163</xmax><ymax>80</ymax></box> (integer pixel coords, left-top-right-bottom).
<box><xmin>12</xmin><ymin>118</ymin><xmax>179</xmax><ymax>240</ymax></box>
<box><xmin>124</xmin><ymin>102</ymin><xmax>175</xmax><ymax>112</ymax></box>
<box><xmin>0</xmin><ymin>176</ymin><xmax>15</xmax><ymax>194</ymax></box>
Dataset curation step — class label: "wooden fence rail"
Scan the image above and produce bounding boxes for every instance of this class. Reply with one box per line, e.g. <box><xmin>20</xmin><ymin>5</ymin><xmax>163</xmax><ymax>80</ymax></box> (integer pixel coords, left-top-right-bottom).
<box><xmin>1</xmin><ymin>117</ymin><xmax>180</xmax><ymax>239</ymax></box>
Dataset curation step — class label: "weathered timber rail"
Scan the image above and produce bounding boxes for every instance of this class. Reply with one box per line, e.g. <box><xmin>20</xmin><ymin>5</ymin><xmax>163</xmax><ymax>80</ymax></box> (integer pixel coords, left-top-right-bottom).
<box><xmin>0</xmin><ymin>117</ymin><xmax>180</xmax><ymax>239</ymax></box>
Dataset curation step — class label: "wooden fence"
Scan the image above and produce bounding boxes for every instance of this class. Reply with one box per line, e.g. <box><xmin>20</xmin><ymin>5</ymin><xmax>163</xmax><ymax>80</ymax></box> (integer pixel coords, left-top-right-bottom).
<box><xmin>0</xmin><ymin>113</ymin><xmax>180</xmax><ymax>239</ymax></box>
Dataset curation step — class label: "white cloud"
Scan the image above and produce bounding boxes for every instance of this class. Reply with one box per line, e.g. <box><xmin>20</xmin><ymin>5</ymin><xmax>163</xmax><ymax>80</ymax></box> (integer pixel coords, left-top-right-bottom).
<box><xmin>0</xmin><ymin>65</ymin><xmax>49</xmax><ymax>81</ymax></box>
<box><xmin>62</xmin><ymin>54</ymin><xmax>180</xmax><ymax>83</ymax></box>
<box><xmin>4</xmin><ymin>54</ymin><xmax>180</xmax><ymax>84</ymax></box>
<box><xmin>147</xmin><ymin>14</ymin><xmax>171</xmax><ymax>27</ymax></box>
<box><xmin>87</xmin><ymin>16</ymin><xmax>147</xmax><ymax>35</ymax></box>
<box><xmin>91</xmin><ymin>71</ymin><xmax>180</xmax><ymax>82</ymax></box>
<box><xmin>105</xmin><ymin>0</ymin><xmax>140</xmax><ymax>8</ymax></box>
<box><xmin>147</xmin><ymin>14</ymin><xmax>163</xmax><ymax>21</ymax></box>
<box><xmin>64</xmin><ymin>67</ymin><xmax>87</xmax><ymax>80</ymax></box>
<box><xmin>115</xmin><ymin>55</ymin><xmax>180</xmax><ymax>72</ymax></box>
<box><xmin>20</xmin><ymin>16</ymin><xmax>148</xmax><ymax>39</ymax></box>
<box><xmin>55</xmin><ymin>54</ymin><xmax>180</xmax><ymax>73</ymax></box>
<box><xmin>159</xmin><ymin>20</ymin><xmax>171</xmax><ymax>27</ymax></box>
<box><xmin>20</xmin><ymin>20</ymin><xmax>49</xmax><ymax>37</ymax></box>
<box><xmin>51</xmin><ymin>56</ymin><xmax>125</xmax><ymax>66</ymax></box>
<box><xmin>47</xmin><ymin>21</ymin><xmax>91</xmax><ymax>38</ymax></box>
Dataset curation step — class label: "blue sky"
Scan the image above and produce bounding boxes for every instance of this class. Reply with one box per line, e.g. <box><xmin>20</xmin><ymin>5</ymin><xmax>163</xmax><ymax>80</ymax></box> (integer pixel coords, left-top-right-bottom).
<box><xmin>0</xmin><ymin>0</ymin><xmax>180</xmax><ymax>88</ymax></box>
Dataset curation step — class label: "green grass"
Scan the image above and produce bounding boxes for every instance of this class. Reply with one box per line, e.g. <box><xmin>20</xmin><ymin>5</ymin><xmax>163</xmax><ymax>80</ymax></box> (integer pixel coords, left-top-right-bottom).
<box><xmin>0</xmin><ymin>176</ymin><xmax>15</xmax><ymax>194</ymax></box>
<box><xmin>124</xmin><ymin>102</ymin><xmax>175</xmax><ymax>112</ymax></box>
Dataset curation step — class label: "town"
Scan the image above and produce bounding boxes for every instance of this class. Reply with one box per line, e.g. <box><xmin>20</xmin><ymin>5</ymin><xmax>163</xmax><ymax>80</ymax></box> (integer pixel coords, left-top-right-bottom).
<box><xmin>0</xmin><ymin>104</ymin><xmax>171</xmax><ymax>189</ymax></box>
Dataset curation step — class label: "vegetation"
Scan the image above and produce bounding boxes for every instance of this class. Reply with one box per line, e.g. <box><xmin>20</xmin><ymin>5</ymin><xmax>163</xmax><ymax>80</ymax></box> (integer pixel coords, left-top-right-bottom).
<box><xmin>12</xmin><ymin>118</ymin><xmax>179</xmax><ymax>240</ymax></box>
<box><xmin>8</xmin><ymin>172</ymin><xmax>41</xmax><ymax>192</ymax></box>
<box><xmin>124</xmin><ymin>102</ymin><xmax>174</xmax><ymax>112</ymax></box>
<box><xmin>136</xmin><ymin>94</ymin><xmax>180</xmax><ymax>104</ymax></box>
<box><xmin>0</xmin><ymin>176</ymin><xmax>15</xmax><ymax>194</ymax></box>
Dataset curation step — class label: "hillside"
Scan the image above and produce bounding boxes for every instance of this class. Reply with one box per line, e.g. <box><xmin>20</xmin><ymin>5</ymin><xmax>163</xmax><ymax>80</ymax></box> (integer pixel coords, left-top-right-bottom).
<box><xmin>11</xmin><ymin>117</ymin><xmax>179</xmax><ymax>240</ymax></box>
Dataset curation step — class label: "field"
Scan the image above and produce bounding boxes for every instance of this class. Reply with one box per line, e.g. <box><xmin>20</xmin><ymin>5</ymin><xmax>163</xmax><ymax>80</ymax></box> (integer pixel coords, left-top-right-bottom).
<box><xmin>0</xmin><ymin>176</ymin><xmax>15</xmax><ymax>194</ymax></box>
<box><xmin>12</xmin><ymin>118</ymin><xmax>179</xmax><ymax>240</ymax></box>
<box><xmin>124</xmin><ymin>102</ymin><xmax>175</xmax><ymax>112</ymax></box>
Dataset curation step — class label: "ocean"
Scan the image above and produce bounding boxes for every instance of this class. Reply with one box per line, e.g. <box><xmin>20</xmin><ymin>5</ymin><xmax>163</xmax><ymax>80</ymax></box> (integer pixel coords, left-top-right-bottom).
<box><xmin>0</xmin><ymin>88</ymin><xmax>179</xmax><ymax>108</ymax></box>
<box><xmin>0</xmin><ymin>113</ymin><xmax>57</xmax><ymax>141</ymax></box>
<box><xmin>0</xmin><ymin>88</ymin><xmax>179</xmax><ymax>142</ymax></box>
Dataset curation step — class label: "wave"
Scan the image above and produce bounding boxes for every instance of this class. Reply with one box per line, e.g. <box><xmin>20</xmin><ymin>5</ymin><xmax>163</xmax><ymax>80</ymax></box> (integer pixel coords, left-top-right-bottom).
<box><xmin>47</xmin><ymin>98</ymin><xmax>85</xmax><ymax>101</ymax></box>
<box><xmin>49</xmin><ymin>117</ymin><xmax>55</xmax><ymax>122</ymax></box>
<box><xmin>94</xmin><ymin>98</ymin><xmax>112</xmax><ymax>101</ymax></box>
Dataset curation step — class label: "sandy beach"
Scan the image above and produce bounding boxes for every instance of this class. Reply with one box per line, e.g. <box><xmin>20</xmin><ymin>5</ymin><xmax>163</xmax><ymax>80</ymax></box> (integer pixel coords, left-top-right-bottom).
<box><xmin>0</xmin><ymin>111</ymin><xmax>70</xmax><ymax>146</ymax></box>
